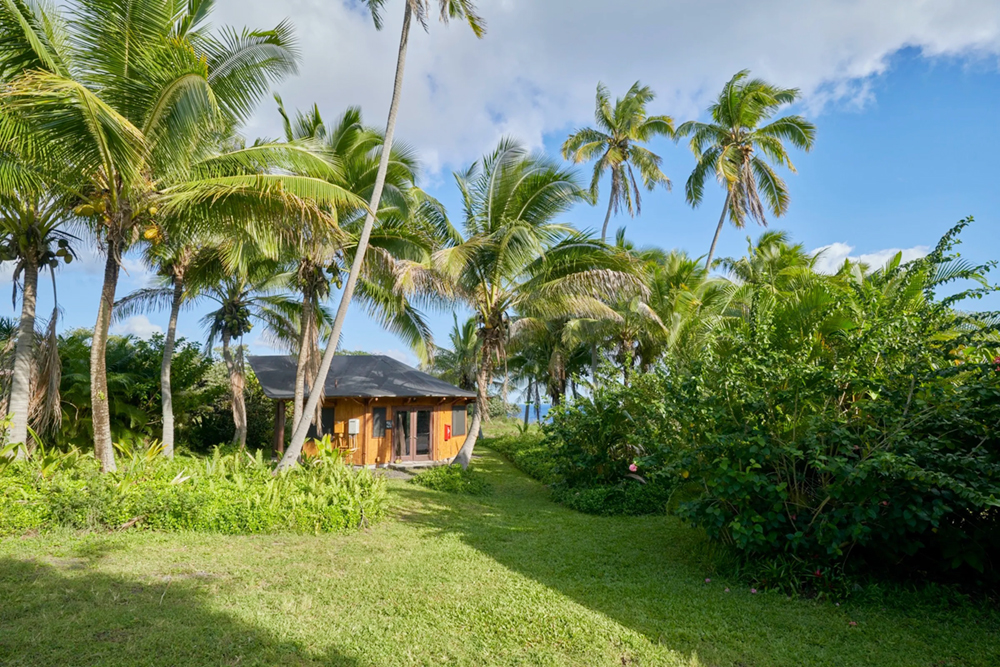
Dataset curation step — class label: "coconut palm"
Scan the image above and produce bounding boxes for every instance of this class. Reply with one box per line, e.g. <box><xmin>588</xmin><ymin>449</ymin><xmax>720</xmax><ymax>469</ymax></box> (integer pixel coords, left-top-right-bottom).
<box><xmin>0</xmin><ymin>0</ymin><xmax>361</xmax><ymax>470</ymax></box>
<box><xmin>281</xmin><ymin>0</ymin><xmax>486</xmax><ymax>469</ymax></box>
<box><xmin>419</xmin><ymin>139</ymin><xmax>641</xmax><ymax>467</ymax></box>
<box><xmin>562</xmin><ymin>82</ymin><xmax>674</xmax><ymax>242</ymax></box>
<box><xmin>112</xmin><ymin>236</ymin><xmax>211</xmax><ymax>457</ymax></box>
<box><xmin>565</xmin><ymin>237</ymin><xmax>719</xmax><ymax>381</ymax></box>
<box><xmin>0</xmin><ymin>192</ymin><xmax>74</xmax><ymax>450</ymax></box>
<box><xmin>427</xmin><ymin>314</ymin><xmax>480</xmax><ymax>392</ymax></box>
<box><xmin>197</xmin><ymin>261</ymin><xmax>299</xmax><ymax>449</ymax></box>
<box><xmin>676</xmin><ymin>70</ymin><xmax>817</xmax><ymax>270</ymax></box>
<box><xmin>274</xmin><ymin>98</ymin><xmax>440</xmax><ymax>432</ymax></box>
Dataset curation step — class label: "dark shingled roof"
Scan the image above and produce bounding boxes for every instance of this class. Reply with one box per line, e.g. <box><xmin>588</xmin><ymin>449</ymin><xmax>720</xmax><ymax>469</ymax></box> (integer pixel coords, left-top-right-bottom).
<box><xmin>247</xmin><ymin>355</ymin><xmax>476</xmax><ymax>401</ymax></box>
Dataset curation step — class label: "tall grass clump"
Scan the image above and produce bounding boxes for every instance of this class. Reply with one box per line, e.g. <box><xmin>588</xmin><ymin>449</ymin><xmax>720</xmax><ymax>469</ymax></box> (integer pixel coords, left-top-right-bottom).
<box><xmin>0</xmin><ymin>434</ymin><xmax>387</xmax><ymax>536</ymax></box>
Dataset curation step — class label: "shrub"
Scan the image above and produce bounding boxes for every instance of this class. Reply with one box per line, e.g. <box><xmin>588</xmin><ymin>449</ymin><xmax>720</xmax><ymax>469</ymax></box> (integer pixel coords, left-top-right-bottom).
<box><xmin>0</xmin><ymin>442</ymin><xmax>388</xmax><ymax>536</ymax></box>
<box><xmin>551</xmin><ymin>481</ymin><xmax>672</xmax><ymax>517</ymax></box>
<box><xmin>486</xmin><ymin>431</ymin><xmax>672</xmax><ymax>516</ymax></box>
<box><xmin>669</xmin><ymin>221</ymin><xmax>1000</xmax><ymax>585</ymax></box>
<box><xmin>487</xmin><ymin>432</ymin><xmax>558</xmax><ymax>484</ymax></box>
<box><xmin>411</xmin><ymin>465</ymin><xmax>492</xmax><ymax>496</ymax></box>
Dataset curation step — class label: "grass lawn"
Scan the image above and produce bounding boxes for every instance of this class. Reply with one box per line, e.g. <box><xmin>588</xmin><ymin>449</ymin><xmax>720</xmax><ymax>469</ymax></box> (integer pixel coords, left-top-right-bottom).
<box><xmin>1</xmin><ymin>446</ymin><xmax>997</xmax><ymax>667</ymax></box>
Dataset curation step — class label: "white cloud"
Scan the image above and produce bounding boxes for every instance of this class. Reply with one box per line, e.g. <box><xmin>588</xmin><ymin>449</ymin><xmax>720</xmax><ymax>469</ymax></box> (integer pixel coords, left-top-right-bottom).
<box><xmin>812</xmin><ymin>242</ymin><xmax>930</xmax><ymax>274</ymax></box>
<box><xmin>213</xmin><ymin>0</ymin><xmax>1000</xmax><ymax>173</ymax></box>
<box><xmin>111</xmin><ymin>315</ymin><xmax>162</xmax><ymax>339</ymax></box>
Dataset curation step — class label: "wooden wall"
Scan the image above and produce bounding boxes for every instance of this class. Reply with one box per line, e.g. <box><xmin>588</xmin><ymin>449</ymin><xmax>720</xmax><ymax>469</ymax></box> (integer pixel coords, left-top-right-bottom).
<box><xmin>317</xmin><ymin>397</ymin><xmax>472</xmax><ymax>466</ymax></box>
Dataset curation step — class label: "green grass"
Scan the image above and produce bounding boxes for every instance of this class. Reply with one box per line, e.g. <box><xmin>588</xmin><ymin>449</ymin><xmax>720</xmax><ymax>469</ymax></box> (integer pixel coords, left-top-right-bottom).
<box><xmin>1</xmin><ymin>447</ymin><xmax>997</xmax><ymax>666</ymax></box>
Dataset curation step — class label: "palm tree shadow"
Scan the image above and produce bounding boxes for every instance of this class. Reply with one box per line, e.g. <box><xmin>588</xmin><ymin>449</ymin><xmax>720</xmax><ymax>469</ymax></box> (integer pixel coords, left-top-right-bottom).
<box><xmin>0</xmin><ymin>557</ymin><xmax>360</xmax><ymax>667</ymax></box>
<box><xmin>394</xmin><ymin>448</ymin><xmax>714</xmax><ymax>648</ymax></box>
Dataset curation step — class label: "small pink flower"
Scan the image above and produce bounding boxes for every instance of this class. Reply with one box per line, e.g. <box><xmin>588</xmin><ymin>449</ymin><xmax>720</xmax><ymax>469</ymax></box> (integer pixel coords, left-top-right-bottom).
<box><xmin>724</xmin><ymin>588</ymin><xmax>730</xmax><ymax>593</ymax></box>
<box><xmin>628</xmin><ymin>463</ymin><xmax>638</xmax><ymax>472</ymax></box>
<box><xmin>705</xmin><ymin>578</ymin><xmax>711</xmax><ymax>583</ymax></box>
<box><xmin>849</xmin><ymin>621</ymin><xmax>857</xmax><ymax>627</ymax></box>
<box><xmin>750</xmin><ymin>588</ymin><xmax>758</xmax><ymax>594</ymax></box>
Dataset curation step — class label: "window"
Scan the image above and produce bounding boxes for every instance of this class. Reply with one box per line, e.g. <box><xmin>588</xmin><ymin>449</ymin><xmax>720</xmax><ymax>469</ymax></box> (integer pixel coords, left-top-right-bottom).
<box><xmin>321</xmin><ymin>407</ymin><xmax>336</xmax><ymax>435</ymax></box>
<box><xmin>372</xmin><ymin>407</ymin><xmax>387</xmax><ymax>438</ymax></box>
<box><xmin>451</xmin><ymin>405</ymin><xmax>467</xmax><ymax>437</ymax></box>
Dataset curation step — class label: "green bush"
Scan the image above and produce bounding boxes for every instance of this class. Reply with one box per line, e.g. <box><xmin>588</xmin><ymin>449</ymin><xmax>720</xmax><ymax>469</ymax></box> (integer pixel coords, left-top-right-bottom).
<box><xmin>0</xmin><ymin>443</ymin><xmax>388</xmax><ymax>536</ymax></box>
<box><xmin>411</xmin><ymin>465</ymin><xmax>492</xmax><ymax>496</ymax></box>
<box><xmin>487</xmin><ymin>432</ymin><xmax>671</xmax><ymax>516</ymax></box>
<box><xmin>487</xmin><ymin>433</ymin><xmax>558</xmax><ymax>484</ymax></box>
<box><xmin>551</xmin><ymin>481</ymin><xmax>672</xmax><ymax>516</ymax></box>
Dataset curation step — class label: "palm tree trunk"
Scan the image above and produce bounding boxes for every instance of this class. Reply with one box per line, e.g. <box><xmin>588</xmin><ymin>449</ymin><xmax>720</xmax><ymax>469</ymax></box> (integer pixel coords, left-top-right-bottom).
<box><xmin>452</xmin><ymin>352</ymin><xmax>493</xmax><ymax>470</ymax></box>
<box><xmin>91</xmin><ymin>241</ymin><xmax>120</xmax><ymax>472</ymax></box>
<box><xmin>292</xmin><ymin>286</ymin><xmax>314</xmax><ymax>431</ymax></box>
<box><xmin>533</xmin><ymin>382</ymin><xmax>541</xmax><ymax>422</ymax></box>
<box><xmin>523</xmin><ymin>379</ymin><xmax>531</xmax><ymax>427</ymax></box>
<box><xmin>279</xmin><ymin>2</ymin><xmax>413</xmax><ymax>470</ymax></box>
<box><xmin>160</xmin><ymin>275</ymin><xmax>183</xmax><ymax>457</ymax></box>
<box><xmin>222</xmin><ymin>331</ymin><xmax>247</xmax><ymax>449</ymax></box>
<box><xmin>600</xmin><ymin>184</ymin><xmax>616</xmax><ymax>243</ymax></box>
<box><xmin>8</xmin><ymin>255</ymin><xmax>38</xmax><ymax>454</ymax></box>
<box><xmin>705</xmin><ymin>192</ymin><xmax>731</xmax><ymax>270</ymax></box>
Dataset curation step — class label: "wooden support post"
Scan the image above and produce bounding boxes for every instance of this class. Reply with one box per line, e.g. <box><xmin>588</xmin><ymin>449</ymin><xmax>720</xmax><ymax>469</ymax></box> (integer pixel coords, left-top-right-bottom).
<box><xmin>273</xmin><ymin>400</ymin><xmax>286</xmax><ymax>457</ymax></box>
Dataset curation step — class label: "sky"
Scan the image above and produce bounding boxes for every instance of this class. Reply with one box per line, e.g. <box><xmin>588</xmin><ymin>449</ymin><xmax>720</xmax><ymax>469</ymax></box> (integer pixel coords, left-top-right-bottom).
<box><xmin>2</xmin><ymin>0</ymin><xmax>999</xmax><ymax>367</ymax></box>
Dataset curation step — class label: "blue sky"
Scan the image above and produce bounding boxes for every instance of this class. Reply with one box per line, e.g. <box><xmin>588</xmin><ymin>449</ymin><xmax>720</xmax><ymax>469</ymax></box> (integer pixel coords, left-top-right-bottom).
<box><xmin>2</xmin><ymin>8</ymin><xmax>999</xmax><ymax>367</ymax></box>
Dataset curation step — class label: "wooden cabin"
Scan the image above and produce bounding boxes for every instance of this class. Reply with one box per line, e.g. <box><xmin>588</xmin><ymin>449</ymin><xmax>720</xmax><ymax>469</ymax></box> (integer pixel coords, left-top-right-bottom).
<box><xmin>248</xmin><ymin>355</ymin><xmax>476</xmax><ymax>466</ymax></box>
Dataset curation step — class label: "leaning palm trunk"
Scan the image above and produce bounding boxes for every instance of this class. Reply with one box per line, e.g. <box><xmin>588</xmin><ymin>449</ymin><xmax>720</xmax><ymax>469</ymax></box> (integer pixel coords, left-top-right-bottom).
<box><xmin>222</xmin><ymin>331</ymin><xmax>247</xmax><ymax>449</ymax></box>
<box><xmin>704</xmin><ymin>191</ymin><xmax>731</xmax><ymax>270</ymax></box>
<box><xmin>91</xmin><ymin>241</ymin><xmax>121</xmax><ymax>472</ymax></box>
<box><xmin>278</xmin><ymin>3</ymin><xmax>414</xmax><ymax>470</ymax></box>
<box><xmin>8</xmin><ymin>255</ymin><xmax>38</xmax><ymax>454</ymax></box>
<box><xmin>452</xmin><ymin>354</ymin><xmax>492</xmax><ymax>469</ymax></box>
<box><xmin>160</xmin><ymin>276</ymin><xmax>184</xmax><ymax>457</ymax></box>
<box><xmin>292</xmin><ymin>288</ymin><xmax>314</xmax><ymax>431</ymax></box>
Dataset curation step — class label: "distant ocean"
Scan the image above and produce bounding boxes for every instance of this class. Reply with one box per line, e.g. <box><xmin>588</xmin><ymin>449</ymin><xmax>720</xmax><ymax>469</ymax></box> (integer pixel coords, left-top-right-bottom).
<box><xmin>515</xmin><ymin>403</ymin><xmax>551</xmax><ymax>423</ymax></box>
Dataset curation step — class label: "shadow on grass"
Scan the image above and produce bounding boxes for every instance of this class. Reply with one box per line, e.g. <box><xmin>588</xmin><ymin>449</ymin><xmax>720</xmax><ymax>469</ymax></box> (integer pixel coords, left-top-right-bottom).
<box><xmin>0</xmin><ymin>557</ymin><xmax>360</xmax><ymax>667</ymax></box>
<box><xmin>394</xmin><ymin>448</ymin><xmax>714</xmax><ymax>644</ymax></box>
<box><xmin>393</xmin><ymin>448</ymin><xmax>1000</xmax><ymax>667</ymax></box>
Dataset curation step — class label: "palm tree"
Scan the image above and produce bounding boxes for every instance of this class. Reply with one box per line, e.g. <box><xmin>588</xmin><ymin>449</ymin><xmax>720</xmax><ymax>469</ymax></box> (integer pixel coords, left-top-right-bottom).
<box><xmin>423</xmin><ymin>139</ymin><xmax>640</xmax><ymax>467</ymax></box>
<box><xmin>427</xmin><ymin>314</ymin><xmax>480</xmax><ymax>391</ymax></box>
<box><xmin>281</xmin><ymin>0</ymin><xmax>486</xmax><ymax>469</ymax></box>
<box><xmin>0</xmin><ymin>1</ymin><xmax>360</xmax><ymax>470</ymax></box>
<box><xmin>0</xmin><ymin>193</ymin><xmax>73</xmax><ymax>450</ymax></box>
<box><xmin>197</xmin><ymin>262</ymin><xmax>299</xmax><ymax>449</ymax></box>
<box><xmin>565</xmin><ymin>237</ymin><xmax>719</xmax><ymax>381</ymax></box>
<box><xmin>112</xmin><ymin>236</ymin><xmax>212</xmax><ymax>457</ymax></box>
<box><xmin>562</xmin><ymin>82</ymin><xmax>674</xmax><ymax>242</ymax></box>
<box><xmin>675</xmin><ymin>70</ymin><xmax>817</xmax><ymax>270</ymax></box>
<box><xmin>274</xmin><ymin>99</ymin><xmax>440</xmax><ymax>433</ymax></box>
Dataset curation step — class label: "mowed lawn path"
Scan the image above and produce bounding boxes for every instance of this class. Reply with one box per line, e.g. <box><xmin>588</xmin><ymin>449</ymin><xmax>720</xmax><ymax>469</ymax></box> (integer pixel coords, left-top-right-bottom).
<box><xmin>1</xmin><ymin>447</ymin><xmax>997</xmax><ymax>666</ymax></box>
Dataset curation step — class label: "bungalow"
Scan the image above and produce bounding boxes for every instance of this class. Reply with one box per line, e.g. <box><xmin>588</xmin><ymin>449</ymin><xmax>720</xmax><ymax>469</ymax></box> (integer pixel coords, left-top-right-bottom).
<box><xmin>248</xmin><ymin>355</ymin><xmax>476</xmax><ymax>466</ymax></box>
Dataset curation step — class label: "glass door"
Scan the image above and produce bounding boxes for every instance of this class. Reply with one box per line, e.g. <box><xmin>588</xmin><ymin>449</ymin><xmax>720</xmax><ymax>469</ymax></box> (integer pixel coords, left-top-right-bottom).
<box><xmin>394</xmin><ymin>410</ymin><xmax>410</xmax><ymax>460</ymax></box>
<box><xmin>393</xmin><ymin>407</ymin><xmax>433</xmax><ymax>462</ymax></box>
<box><xmin>414</xmin><ymin>409</ymin><xmax>432</xmax><ymax>461</ymax></box>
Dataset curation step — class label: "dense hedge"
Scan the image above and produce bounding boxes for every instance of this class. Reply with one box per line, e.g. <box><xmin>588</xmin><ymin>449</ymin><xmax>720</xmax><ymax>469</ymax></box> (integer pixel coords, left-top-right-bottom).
<box><xmin>0</xmin><ymin>444</ymin><xmax>387</xmax><ymax>536</ymax></box>
<box><xmin>539</xmin><ymin>222</ymin><xmax>1000</xmax><ymax>589</ymax></box>
<box><xmin>487</xmin><ymin>432</ymin><xmax>672</xmax><ymax>516</ymax></box>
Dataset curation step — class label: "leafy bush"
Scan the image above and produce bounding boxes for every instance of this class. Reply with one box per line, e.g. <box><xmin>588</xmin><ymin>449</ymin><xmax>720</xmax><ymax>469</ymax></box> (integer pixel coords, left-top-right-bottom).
<box><xmin>0</xmin><ymin>440</ymin><xmax>387</xmax><ymax>536</ymax></box>
<box><xmin>551</xmin><ymin>481</ymin><xmax>672</xmax><ymax>516</ymax></box>
<box><xmin>411</xmin><ymin>465</ymin><xmax>492</xmax><ymax>496</ymax></box>
<box><xmin>487</xmin><ymin>432</ymin><xmax>558</xmax><ymax>484</ymax></box>
<box><xmin>52</xmin><ymin>331</ymin><xmax>223</xmax><ymax>450</ymax></box>
<box><xmin>671</xmin><ymin>224</ymin><xmax>1000</xmax><ymax>585</ymax></box>
<box><xmin>487</xmin><ymin>431</ymin><xmax>671</xmax><ymax>516</ymax></box>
